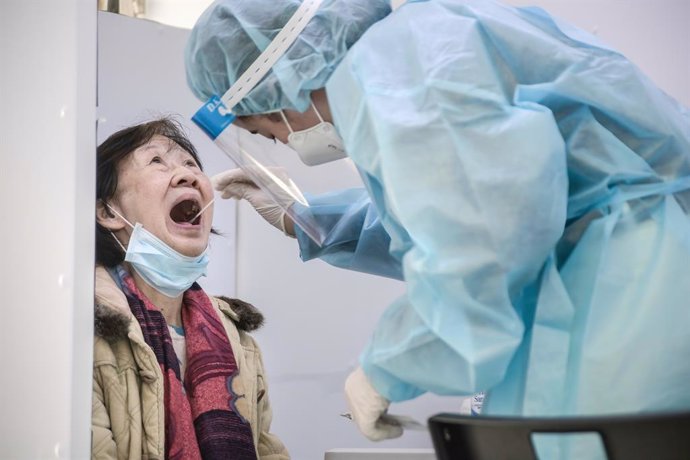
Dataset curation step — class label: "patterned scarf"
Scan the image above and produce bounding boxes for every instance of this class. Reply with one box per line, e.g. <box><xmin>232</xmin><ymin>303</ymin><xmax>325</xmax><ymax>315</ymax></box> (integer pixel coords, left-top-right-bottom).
<box><xmin>118</xmin><ymin>267</ymin><xmax>257</xmax><ymax>460</ymax></box>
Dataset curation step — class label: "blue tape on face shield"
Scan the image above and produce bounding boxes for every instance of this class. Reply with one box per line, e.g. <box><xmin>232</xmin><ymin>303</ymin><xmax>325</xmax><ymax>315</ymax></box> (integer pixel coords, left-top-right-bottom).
<box><xmin>106</xmin><ymin>204</ymin><xmax>210</xmax><ymax>298</ymax></box>
<box><xmin>192</xmin><ymin>97</ymin><xmax>361</xmax><ymax>246</ymax></box>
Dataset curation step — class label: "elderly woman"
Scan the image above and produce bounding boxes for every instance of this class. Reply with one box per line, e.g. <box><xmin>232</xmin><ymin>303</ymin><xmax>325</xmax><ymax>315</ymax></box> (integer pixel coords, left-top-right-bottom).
<box><xmin>91</xmin><ymin>117</ymin><xmax>289</xmax><ymax>460</ymax></box>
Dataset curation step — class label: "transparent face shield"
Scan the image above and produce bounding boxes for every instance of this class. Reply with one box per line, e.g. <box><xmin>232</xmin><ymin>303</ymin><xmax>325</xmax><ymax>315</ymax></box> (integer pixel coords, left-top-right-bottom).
<box><xmin>191</xmin><ymin>0</ymin><xmax>362</xmax><ymax>246</ymax></box>
<box><xmin>193</xmin><ymin>104</ymin><xmax>361</xmax><ymax>246</ymax></box>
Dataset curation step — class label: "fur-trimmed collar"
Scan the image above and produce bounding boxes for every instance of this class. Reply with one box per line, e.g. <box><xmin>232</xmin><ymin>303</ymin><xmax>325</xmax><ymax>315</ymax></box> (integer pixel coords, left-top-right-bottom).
<box><xmin>94</xmin><ymin>267</ymin><xmax>264</xmax><ymax>342</ymax></box>
<box><xmin>215</xmin><ymin>296</ymin><xmax>264</xmax><ymax>332</ymax></box>
<box><xmin>94</xmin><ymin>302</ymin><xmax>132</xmax><ymax>343</ymax></box>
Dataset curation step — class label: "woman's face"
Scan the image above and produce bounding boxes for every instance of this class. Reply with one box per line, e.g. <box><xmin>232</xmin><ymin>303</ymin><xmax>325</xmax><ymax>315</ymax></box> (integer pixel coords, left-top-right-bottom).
<box><xmin>109</xmin><ymin>135</ymin><xmax>214</xmax><ymax>257</ymax></box>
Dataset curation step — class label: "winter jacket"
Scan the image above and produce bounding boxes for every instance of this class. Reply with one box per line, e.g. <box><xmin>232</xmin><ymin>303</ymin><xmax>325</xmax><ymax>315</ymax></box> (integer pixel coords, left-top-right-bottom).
<box><xmin>91</xmin><ymin>266</ymin><xmax>289</xmax><ymax>460</ymax></box>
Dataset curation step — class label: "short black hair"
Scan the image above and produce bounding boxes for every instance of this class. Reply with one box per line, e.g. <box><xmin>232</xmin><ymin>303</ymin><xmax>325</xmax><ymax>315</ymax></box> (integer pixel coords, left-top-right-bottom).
<box><xmin>95</xmin><ymin>117</ymin><xmax>204</xmax><ymax>267</ymax></box>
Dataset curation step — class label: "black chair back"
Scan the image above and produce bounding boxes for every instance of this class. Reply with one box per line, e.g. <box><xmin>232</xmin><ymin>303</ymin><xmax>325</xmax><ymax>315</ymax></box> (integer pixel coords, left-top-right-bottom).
<box><xmin>428</xmin><ymin>411</ymin><xmax>690</xmax><ymax>460</ymax></box>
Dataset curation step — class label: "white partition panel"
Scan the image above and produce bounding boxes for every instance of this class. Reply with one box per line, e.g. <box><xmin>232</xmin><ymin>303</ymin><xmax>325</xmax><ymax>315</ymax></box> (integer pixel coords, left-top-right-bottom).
<box><xmin>0</xmin><ymin>1</ymin><xmax>96</xmax><ymax>459</ymax></box>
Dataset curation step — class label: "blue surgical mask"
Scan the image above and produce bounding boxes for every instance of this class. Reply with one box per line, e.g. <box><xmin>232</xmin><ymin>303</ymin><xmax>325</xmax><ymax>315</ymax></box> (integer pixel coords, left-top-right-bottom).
<box><xmin>106</xmin><ymin>204</ymin><xmax>209</xmax><ymax>298</ymax></box>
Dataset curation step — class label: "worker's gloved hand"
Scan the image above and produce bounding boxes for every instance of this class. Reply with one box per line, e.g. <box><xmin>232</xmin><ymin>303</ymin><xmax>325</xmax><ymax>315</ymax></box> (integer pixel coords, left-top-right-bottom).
<box><xmin>344</xmin><ymin>367</ymin><xmax>403</xmax><ymax>441</ymax></box>
<box><xmin>211</xmin><ymin>168</ymin><xmax>298</xmax><ymax>236</ymax></box>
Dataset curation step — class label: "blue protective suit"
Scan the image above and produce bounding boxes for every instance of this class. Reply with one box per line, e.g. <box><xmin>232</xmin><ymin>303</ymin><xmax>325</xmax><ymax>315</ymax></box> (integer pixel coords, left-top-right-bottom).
<box><xmin>292</xmin><ymin>0</ymin><xmax>690</xmax><ymax>428</ymax></box>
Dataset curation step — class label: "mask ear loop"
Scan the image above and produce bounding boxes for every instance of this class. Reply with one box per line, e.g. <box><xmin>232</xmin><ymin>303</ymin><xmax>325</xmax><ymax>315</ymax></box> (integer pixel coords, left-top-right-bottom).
<box><xmin>109</xmin><ymin>231</ymin><xmax>128</xmax><ymax>254</ymax></box>
<box><xmin>279</xmin><ymin>110</ymin><xmax>295</xmax><ymax>134</ymax></box>
<box><xmin>310</xmin><ymin>102</ymin><xmax>325</xmax><ymax>123</ymax></box>
<box><xmin>280</xmin><ymin>103</ymin><xmax>325</xmax><ymax>133</ymax></box>
<box><xmin>104</xmin><ymin>203</ymin><xmax>134</xmax><ymax>254</ymax></box>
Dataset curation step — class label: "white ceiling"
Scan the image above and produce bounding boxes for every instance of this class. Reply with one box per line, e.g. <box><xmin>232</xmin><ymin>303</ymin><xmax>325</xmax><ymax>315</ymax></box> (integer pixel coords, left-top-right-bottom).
<box><xmin>144</xmin><ymin>0</ymin><xmax>215</xmax><ymax>29</ymax></box>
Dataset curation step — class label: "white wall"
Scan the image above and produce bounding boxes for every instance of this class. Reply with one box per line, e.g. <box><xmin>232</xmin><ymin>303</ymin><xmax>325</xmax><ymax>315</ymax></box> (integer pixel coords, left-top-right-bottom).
<box><xmin>0</xmin><ymin>1</ymin><xmax>95</xmax><ymax>459</ymax></box>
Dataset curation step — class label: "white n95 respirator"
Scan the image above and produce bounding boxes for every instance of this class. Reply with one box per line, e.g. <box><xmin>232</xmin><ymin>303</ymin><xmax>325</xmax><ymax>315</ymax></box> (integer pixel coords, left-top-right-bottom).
<box><xmin>281</xmin><ymin>104</ymin><xmax>347</xmax><ymax>166</ymax></box>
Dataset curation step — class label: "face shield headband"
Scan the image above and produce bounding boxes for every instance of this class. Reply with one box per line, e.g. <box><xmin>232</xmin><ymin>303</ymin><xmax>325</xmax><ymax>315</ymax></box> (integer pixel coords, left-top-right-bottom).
<box><xmin>191</xmin><ymin>0</ymin><xmax>347</xmax><ymax>167</ymax></box>
<box><xmin>191</xmin><ymin>0</ymin><xmax>360</xmax><ymax>247</ymax></box>
<box><xmin>192</xmin><ymin>0</ymin><xmax>324</xmax><ymax>140</ymax></box>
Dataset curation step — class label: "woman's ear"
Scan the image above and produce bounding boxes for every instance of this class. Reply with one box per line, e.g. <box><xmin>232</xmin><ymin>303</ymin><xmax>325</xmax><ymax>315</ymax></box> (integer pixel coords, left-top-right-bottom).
<box><xmin>96</xmin><ymin>200</ymin><xmax>126</xmax><ymax>231</ymax></box>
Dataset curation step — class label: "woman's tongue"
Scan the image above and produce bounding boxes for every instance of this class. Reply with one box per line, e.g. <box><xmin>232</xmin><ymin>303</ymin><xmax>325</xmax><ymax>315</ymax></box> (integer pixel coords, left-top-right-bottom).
<box><xmin>170</xmin><ymin>200</ymin><xmax>200</xmax><ymax>226</ymax></box>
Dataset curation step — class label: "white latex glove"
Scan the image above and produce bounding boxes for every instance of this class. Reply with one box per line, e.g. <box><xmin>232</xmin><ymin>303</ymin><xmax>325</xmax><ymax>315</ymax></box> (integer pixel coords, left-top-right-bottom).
<box><xmin>211</xmin><ymin>167</ymin><xmax>299</xmax><ymax>236</ymax></box>
<box><xmin>344</xmin><ymin>367</ymin><xmax>404</xmax><ymax>441</ymax></box>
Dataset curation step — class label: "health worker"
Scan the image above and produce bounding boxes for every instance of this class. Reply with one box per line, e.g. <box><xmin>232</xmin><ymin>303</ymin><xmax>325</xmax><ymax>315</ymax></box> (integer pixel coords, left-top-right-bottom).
<box><xmin>184</xmin><ymin>0</ymin><xmax>690</xmax><ymax>450</ymax></box>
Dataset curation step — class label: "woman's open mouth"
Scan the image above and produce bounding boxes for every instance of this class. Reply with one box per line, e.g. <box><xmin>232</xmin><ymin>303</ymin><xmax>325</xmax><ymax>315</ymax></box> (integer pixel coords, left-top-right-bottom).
<box><xmin>170</xmin><ymin>199</ymin><xmax>202</xmax><ymax>226</ymax></box>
